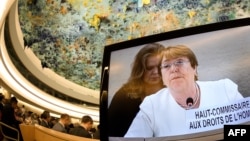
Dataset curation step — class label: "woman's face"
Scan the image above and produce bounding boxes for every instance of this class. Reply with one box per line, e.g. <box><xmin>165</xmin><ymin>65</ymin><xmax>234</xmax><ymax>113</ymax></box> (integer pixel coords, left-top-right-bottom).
<box><xmin>143</xmin><ymin>55</ymin><xmax>162</xmax><ymax>85</ymax></box>
<box><xmin>160</xmin><ymin>57</ymin><xmax>197</xmax><ymax>90</ymax></box>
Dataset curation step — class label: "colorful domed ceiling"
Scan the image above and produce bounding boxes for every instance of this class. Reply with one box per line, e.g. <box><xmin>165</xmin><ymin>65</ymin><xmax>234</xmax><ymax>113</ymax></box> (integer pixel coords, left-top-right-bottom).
<box><xmin>18</xmin><ymin>0</ymin><xmax>249</xmax><ymax>91</ymax></box>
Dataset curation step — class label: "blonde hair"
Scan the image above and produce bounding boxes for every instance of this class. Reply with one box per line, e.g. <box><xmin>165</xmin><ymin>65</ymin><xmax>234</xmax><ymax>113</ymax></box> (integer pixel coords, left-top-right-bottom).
<box><xmin>117</xmin><ymin>43</ymin><xmax>165</xmax><ymax>99</ymax></box>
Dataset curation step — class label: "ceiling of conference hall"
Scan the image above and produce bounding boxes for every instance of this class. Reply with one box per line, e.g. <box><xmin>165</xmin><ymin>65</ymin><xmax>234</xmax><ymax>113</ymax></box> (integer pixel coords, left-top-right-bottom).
<box><xmin>17</xmin><ymin>0</ymin><xmax>249</xmax><ymax>92</ymax></box>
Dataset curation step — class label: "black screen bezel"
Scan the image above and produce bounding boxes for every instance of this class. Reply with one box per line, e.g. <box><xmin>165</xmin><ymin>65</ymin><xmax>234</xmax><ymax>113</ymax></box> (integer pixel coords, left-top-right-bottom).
<box><xmin>100</xmin><ymin>18</ymin><xmax>250</xmax><ymax>141</ymax></box>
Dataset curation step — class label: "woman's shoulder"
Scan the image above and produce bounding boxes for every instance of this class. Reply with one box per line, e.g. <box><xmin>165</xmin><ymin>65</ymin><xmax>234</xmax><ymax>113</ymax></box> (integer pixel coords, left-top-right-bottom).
<box><xmin>197</xmin><ymin>78</ymin><xmax>236</xmax><ymax>86</ymax></box>
<box><xmin>197</xmin><ymin>78</ymin><xmax>240</xmax><ymax>98</ymax></box>
<box><xmin>145</xmin><ymin>88</ymin><xmax>168</xmax><ymax>100</ymax></box>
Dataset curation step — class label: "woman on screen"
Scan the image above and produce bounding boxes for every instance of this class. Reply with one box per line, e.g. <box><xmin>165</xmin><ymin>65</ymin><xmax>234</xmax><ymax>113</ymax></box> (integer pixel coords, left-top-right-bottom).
<box><xmin>108</xmin><ymin>43</ymin><xmax>166</xmax><ymax>137</ymax></box>
<box><xmin>125</xmin><ymin>45</ymin><xmax>244</xmax><ymax>137</ymax></box>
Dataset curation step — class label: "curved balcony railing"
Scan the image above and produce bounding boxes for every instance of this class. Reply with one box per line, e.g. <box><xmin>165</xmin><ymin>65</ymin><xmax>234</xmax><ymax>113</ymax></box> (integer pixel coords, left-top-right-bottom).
<box><xmin>0</xmin><ymin>0</ymin><xmax>99</xmax><ymax>121</ymax></box>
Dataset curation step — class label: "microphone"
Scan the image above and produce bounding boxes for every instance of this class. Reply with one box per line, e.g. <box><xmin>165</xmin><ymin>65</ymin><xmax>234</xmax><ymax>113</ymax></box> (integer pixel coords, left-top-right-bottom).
<box><xmin>186</xmin><ymin>97</ymin><xmax>194</xmax><ymax>108</ymax></box>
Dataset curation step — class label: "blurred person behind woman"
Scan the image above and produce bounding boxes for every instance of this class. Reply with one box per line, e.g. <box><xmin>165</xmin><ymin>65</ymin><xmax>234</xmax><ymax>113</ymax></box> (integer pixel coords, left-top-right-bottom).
<box><xmin>108</xmin><ymin>43</ymin><xmax>166</xmax><ymax>137</ymax></box>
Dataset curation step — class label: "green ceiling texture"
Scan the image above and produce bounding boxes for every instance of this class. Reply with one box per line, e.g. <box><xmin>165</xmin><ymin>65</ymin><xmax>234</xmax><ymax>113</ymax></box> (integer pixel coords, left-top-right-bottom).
<box><xmin>18</xmin><ymin>0</ymin><xmax>249</xmax><ymax>91</ymax></box>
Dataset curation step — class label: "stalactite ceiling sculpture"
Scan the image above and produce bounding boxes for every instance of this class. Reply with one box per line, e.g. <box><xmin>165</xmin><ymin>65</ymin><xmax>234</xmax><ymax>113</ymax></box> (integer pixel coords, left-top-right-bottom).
<box><xmin>18</xmin><ymin>0</ymin><xmax>249</xmax><ymax>91</ymax></box>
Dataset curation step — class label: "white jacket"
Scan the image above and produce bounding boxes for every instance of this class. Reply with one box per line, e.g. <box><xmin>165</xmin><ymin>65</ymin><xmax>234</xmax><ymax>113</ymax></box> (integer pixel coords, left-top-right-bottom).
<box><xmin>125</xmin><ymin>79</ymin><xmax>244</xmax><ymax>137</ymax></box>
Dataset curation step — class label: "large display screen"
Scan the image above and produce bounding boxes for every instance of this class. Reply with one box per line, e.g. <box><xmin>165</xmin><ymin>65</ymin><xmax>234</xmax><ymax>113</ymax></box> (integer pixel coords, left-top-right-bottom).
<box><xmin>100</xmin><ymin>18</ymin><xmax>250</xmax><ymax>141</ymax></box>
